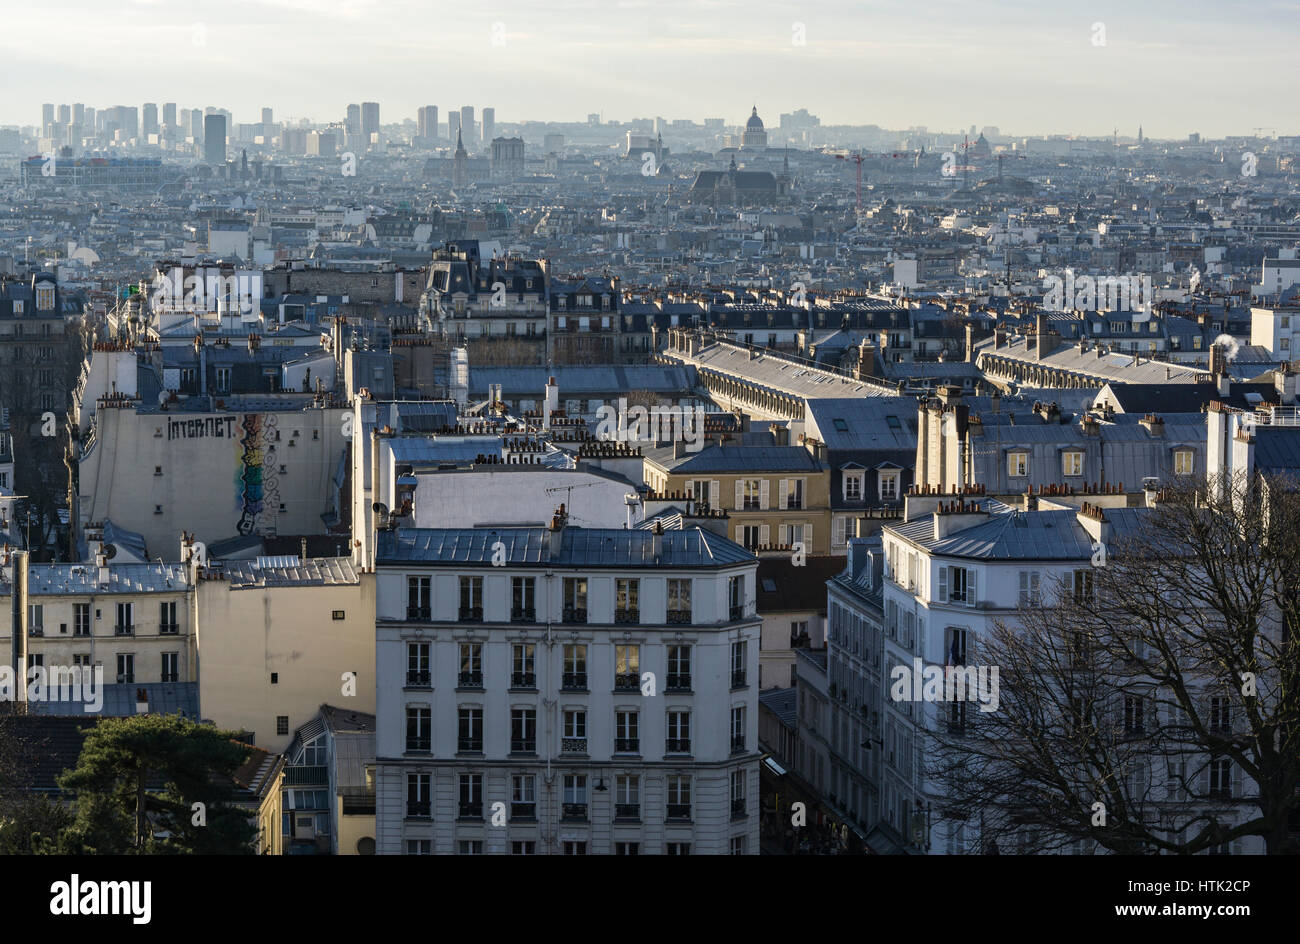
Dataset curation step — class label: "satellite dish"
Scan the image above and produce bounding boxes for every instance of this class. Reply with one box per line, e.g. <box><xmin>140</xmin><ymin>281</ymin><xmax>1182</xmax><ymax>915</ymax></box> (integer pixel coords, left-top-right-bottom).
<box><xmin>102</xmin><ymin>543</ymin><xmax>118</xmax><ymax>560</ymax></box>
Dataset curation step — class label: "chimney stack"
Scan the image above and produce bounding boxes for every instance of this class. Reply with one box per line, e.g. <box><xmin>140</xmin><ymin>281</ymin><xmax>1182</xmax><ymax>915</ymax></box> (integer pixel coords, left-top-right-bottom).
<box><xmin>548</xmin><ymin>503</ymin><xmax>567</xmax><ymax>561</ymax></box>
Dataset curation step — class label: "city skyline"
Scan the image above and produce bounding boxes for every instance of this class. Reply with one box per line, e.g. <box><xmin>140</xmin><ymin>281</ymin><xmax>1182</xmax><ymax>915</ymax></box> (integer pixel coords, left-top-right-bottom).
<box><xmin>2</xmin><ymin>0</ymin><xmax>1296</xmax><ymax>138</ymax></box>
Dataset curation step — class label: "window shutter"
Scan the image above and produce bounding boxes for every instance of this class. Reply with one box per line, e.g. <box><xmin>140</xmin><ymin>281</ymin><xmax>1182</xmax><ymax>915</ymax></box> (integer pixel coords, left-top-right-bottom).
<box><xmin>710</xmin><ymin>480</ymin><xmax>720</xmax><ymax>508</ymax></box>
<box><xmin>761</xmin><ymin>480</ymin><xmax>770</xmax><ymax>510</ymax></box>
<box><xmin>735</xmin><ymin>526</ymin><xmax>744</xmax><ymax>544</ymax></box>
<box><xmin>779</xmin><ymin>525</ymin><xmax>788</xmax><ymax>546</ymax></box>
<box><xmin>804</xmin><ymin>524</ymin><xmax>812</xmax><ymax>551</ymax></box>
<box><xmin>967</xmin><ymin>569</ymin><xmax>977</xmax><ymax>608</ymax></box>
<box><xmin>1231</xmin><ymin>761</ymin><xmax>1241</xmax><ymax>799</ymax></box>
<box><xmin>760</xmin><ymin>524</ymin><xmax>770</xmax><ymax>547</ymax></box>
<box><xmin>778</xmin><ymin>479</ymin><xmax>788</xmax><ymax>510</ymax></box>
<box><xmin>735</xmin><ymin>480</ymin><xmax>744</xmax><ymax>511</ymax></box>
<box><xmin>938</xmin><ymin>567</ymin><xmax>948</xmax><ymax>603</ymax></box>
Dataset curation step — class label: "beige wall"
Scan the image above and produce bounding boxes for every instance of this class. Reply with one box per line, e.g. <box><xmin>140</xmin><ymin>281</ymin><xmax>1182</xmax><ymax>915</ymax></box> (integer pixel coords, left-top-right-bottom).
<box><xmin>195</xmin><ymin>572</ymin><xmax>375</xmax><ymax>752</ymax></box>
<box><xmin>335</xmin><ymin>801</ymin><xmax>375</xmax><ymax>856</ymax></box>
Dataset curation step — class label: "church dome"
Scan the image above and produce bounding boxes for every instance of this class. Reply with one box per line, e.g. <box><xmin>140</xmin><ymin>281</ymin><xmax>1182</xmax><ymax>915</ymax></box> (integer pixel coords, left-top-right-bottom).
<box><xmin>746</xmin><ymin>107</ymin><xmax>764</xmax><ymax>132</ymax></box>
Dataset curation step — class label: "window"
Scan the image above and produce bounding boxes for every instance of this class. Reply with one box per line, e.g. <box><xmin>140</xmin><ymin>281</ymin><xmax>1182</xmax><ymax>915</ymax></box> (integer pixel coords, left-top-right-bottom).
<box><xmin>615</xmin><ymin>710</ymin><xmax>639</xmax><ymax>753</ymax></box>
<box><xmin>666</xmin><ymin>645</ymin><xmax>692</xmax><ymax>690</ymax></box>
<box><xmin>946</xmin><ymin>627</ymin><xmax>968</xmax><ymax>666</ymax></box>
<box><xmin>740</xmin><ymin>524</ymin><xmax>761</xmax><ymax>550</ymax></box>
<box><xmin>730</xmin><ymin>769</ymin><xmax>747</xmax><ymax>817</ymax></box>
<box><xmin>615</xmin><ymin>774</ymin><xmax>640</xmax><ymax>819</ymax></box>
<box><xmin>1018</xmin><ymin>571</ymin><xmax>1041</xmax><ymax>607</ymax></box>
<box><xmin>667</xmin><ymin>711</ymin><xmax>691</xmax><ymax>753</ymax></box>
<box><xmin>458</xmin><ymin>774</ymin><xmax>483</xmax><ymax>818</ymax></box>
<box><xmin>939</xmin><ymin>566</ymin><xmax>976</xmax><ymax>607</ymax></box>
<box><xmin>115</xmin><ymin>602</ymin><xmax>134</xmax><ymax>635</ymax></box>
<box><xmin>1123</xmin><ymin>696</ymin><xmax>1145</xmax><ymax>736</ymax></box>
<box><xmin>730</xmin><ymin>706</ymin><xmax>747</xmax><ymax>752</ymax></box>
<box><xmin>1062</xmin><ymin>452</ymin><xmax>1084</xmax><ymax>477</ymax></box>
<box><xmin>406</xmin><ymin>706</ymin><xmax>431</xmax><ymax>752</ymax></box>
<box><xmin>729</xmin><ymin>575</ymin><xmax>745</xmax><ymax>620</ymax></box>
<box><xmin>458</xmin><ymin>707</ymin><xmax>483</xmax><ymax>752</ymax></box>
<box><xmin>407</xmin><ymin>576</ymin><xmax>430</xmax><ymax>620</ymax></box>
<box><xmin>159</xmin><ymin>601</ymin><xmax>178</xmax><ymax>634</ymax></box>
<box><xmin>667</xmin><ymin>578</ymin><xmax>692</xmax><ymax>623</ymax></box>
<box><xmin>116</xmin><ymin>653</ymin><xmax>134</xmax><ymax>683</ymax></box>
<box><xmin>458</xmin><ymin>576</ymin><xmax>483</xmax><ymax>620</ymax></box>
<box><xmin>215</xmin><ymin>367</ymin><xmax>231</xmax><ymax>393</ymax></box>
<box><xmin>563</xmin><ymin>578</ymin><xmax>587</xmax><ymax>622</ymax></box>
<box><xmin>161</xmin><ymin>652</ymin><xmax>178</xmax><ymax>682</ymax></box>
<box><xmin>458</xmin><ymin>840</ymin><xmax>483</xmax><ymax>855</ymax></box>
<box><xmin>562</xmin><ymin>774</ymin><xmax>588</xmax><ymax>819</ymax></box>
<box><xmin>1008</xmin><ymin>452</ymin><xmax>1028</xmax><ymax>478</ymax></box>
<box><xmin>407</xmin><ymin>773</ymin><xmax>431</xmax><ymax>818</ymax></box>
<box><xmin>1209</xmin><ymin>696</ymin><xmax>1231</xmax><ymax>733</ymax></box>
<box><xmin>512</xmin><ymin>774</ymin><xmax>536</xmax><ymax>819</ymax></box>
<box><xmin>27</xmin><ymin>604</ymin><xmax>42</xmax><ymax>634</ymax></box>
<box><xmin>614</xmin><ymin>644</ymin><xmax>640</xmax><ymax>690</ymax></box>
<box><xmin>406</xmin><ymin>840</ymin><xmax>432</xmax><ymax>855</ymax></box>
<box><xmin>562</xmin><ymin>643</ymin><xmax>587</xmax><ymax>689</ymax></box>
<box><xmin>1173</xmin><ymin>449</ymin><xmax>1194</xmax><ymax>476</ymax></box>
<box><xmin>615</xmin><ymin>579</ymin><xmax>639</xmax><ymax>623</ymax></box>
<box><xmin>562</xmin><ymin>709</ymin><xmax>587</xmax><ymax>752</ymax></box>
<box><xmin>740</xmin><ymin>479</ymin><xmax>763</xmax><ymax>510</ymax></box>
<box><xmin>458</xmin><ymin>642</ymin><xmax>482</xmax><ymax>688</ymax></box>
<box><xmin>1208</xmin><ymin>759</ymin><xmax>1232</xmax><ymax>798</ymax></box>
<box><xmin>730</xmin><ymin>640</ymin><xmax>747</xmax><ymax>688</ymax></box>
<box><xmin>666</xmin><ymin>842</ymin><xmax>690</xmax><ymax>855</ymax></box>
<box><xmin>563</xmin><ymin>841</ymin><xmax>587</xmax><ymax>855</ymax></box>
<box><xmin>512</xmin><ymin>841</ymin><xmax>536</xmax><ymax>855</ymax></box>
<box><xmin>666</xmin><ymin>774</ymin><xmax>692</xmax><ymax>819</ymax></box>
<box><xmin>276</xmin><ymin>715</ymin><xmax>289</xmax><ymax>736</ymax></box>
<box><xmin>785</xmin><ymin>478</ymin><xmax>804</xmax><ymax>510</ymax></box>
<box><xmin>511</xmin><ymin>643</ymin><xmax>536</xmax><ymax>687</ymax></box>
<box><xmin>1070</xmin><ymin>569</ymin><xmax>1095</xmax><ymax>605</ymax></box>
<box><xmin>406</xmin><ymin>642</ymin><xmax>431</xmax><ymax>687</ymax></box>
<box><xmin>879</xmin><ymin>471</ymin><xmax>900</xmax><ymax>501</ymax></box>
<box><xmin>843</xmin><ymin>471</ymin><xmax>863</xmax><ymax>500</ymax></box>
<box><xmin>615</xmin><ymin>841</ymin><xmax>640</xmax><ymax>855</ymax></box>
<box><xmin>511</xmin><ymin>708</ymin><xmax>537</xmax><ymax>753</ymax></box>
<box><xmin>511</xmin><ymin>577</ymin><xmax>536</xmax><ymax>621</ymax></box>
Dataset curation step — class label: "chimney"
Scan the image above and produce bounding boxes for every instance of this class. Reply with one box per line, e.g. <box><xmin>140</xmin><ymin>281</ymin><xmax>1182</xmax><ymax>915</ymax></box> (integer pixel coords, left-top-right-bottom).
<box><xmin>1140</xmin><ymin>413</ymin><xmax>1164</xmax><ymax>436</ymax></box>
<box><xmin>652</xmin><ymin>519</ymin><xmax>664</xmax><ymax>560</ymax></box>
<box><xmin>857</xmin><ymin>339</ymin><xmax>877</xmax><ymax>380</ymax></box>
<box><xmin>1274</xmin><ymin>364</ymin><xmax>1297</xmax><ymax>405</ymax></box>
<box><xmin>674</xmin><ymin>439</ymin><xmax>686</xmax><ymax>459</ymax></box>
<box><xmin>994</xmin><ymin>326</ymin><xmax>1006</xmax><ymax>349</ymax></box>
<box><xmin>964</xmin><ymin>322</ymin><xmax>975</xmax><ymax>363</ymax></box>
<box><xmin>543</xmin><ymin>376</ymin><xmax>559</xmax><ymax>430</ymax></box>
<box><xmin>300</xmin><ymin>537</ymin><xmax>308</xmax><ymax>560</ymax></box>
<box><xmin>1076</xmin><ymin>502</ymin><xmax>1111</xmax><ymax>549</ymax></box>
<box><xmin>548</xmin><ymin>503</ymin><xmax>567</xmax><ymax>561</ymax></box>
<box><xmin>931</xmin><ymin>501</ymin><xmax>989</xmax><ymax>540</ymax></box>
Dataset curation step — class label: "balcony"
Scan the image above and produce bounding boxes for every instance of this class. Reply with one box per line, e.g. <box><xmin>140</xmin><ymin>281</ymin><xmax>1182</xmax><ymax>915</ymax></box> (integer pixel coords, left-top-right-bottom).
<box><xmin>406</xmin><ymin>800</ymin><xmax>431</xmax><ymax>818</ymax></box>
<box><xmin>405</xmin><ymin>669</ymin><xmax>431</xmax><ymax>687</ymax></box>
<box><xmin>614</xmin><ymin>803</ymin><xmax>640</xmax><ymax>820</ymax></box>
<box><xmin>457</xmin><ymin>670</ymin><xmax>483</xmax><ymax>689</ymax></box>
<box><xmin>28</xmin><ymin>626</ymin><xmax>43</xmax><ymax>637</ymax></box>
<box><xmin>458</xmin><ymin>802</ymin><xmax>483</xmax><ymax>820</ymax></box>
<box><xmin>561</xmin><ymin>803</ymin><xmax>588</xmax><ymax>821</ymax></box>
<box><xmin>731</xmin><ymin>671</ymin><xmax>747</xmax><ymax>689</ymax></box>
<box><xmin>511</xmin><ymin>802</ymin><xmax>536</xmax><ymax>821</ymax></box>
<box><xmin>614</xmin><ymin>673</ymin><xmax>639</xmax><ymax>692</ymax></box>
<box><xmin>159</xmin><ymin>623</ymin><xmax>180</xmax><ymax>635</ymax></box>
<box><xmin>731</xmin><ymin>735</ymin><xmax>746</xmax><ymax>753</ymax></box>
<box><xmin>729</xmin><ymin>605</ymin><xmax>744</xmax><ymax>621</ymax></box>
<box><xmin>666</xmin><ymin>803</ymin><xmax>691</xmax><ymax>821</ymax></box>
<box><xmin>115</xmin><ymin>674</ymin><xmax>134</xmax><ymax>684</ymax></box>
<box><xmin>665</xmin><ymin>738</ymin><xmax>691</xmax><ymax>754</ymax></box>
<box><xmin>510</xmin><ymin>671</ymin><xmax>536</xmax><ymax>689</ymax></box>
<box><xmin>614</xmin><ymin>608</ymin><xmax>640</xmax><ymax>625</ymax></box>
<box><xmin>561</xmin><ymin>672</ymin><xmax>588</xmax><ymax>691</ymax></box>
<box><xmin>114</xmin><ymin>624</ymin><xmax>134</xmax><ymax>636</ymax></box>
<box><xmin>457</xmin><ymin>737</ymin><xmax>483</xmax><ymax>754</ymax></box>
<box><xmin>161</xmin><ymin>672</ymin><xmax>178</xmax><ymax>683</ymax></box>
<box><xmin>510</xmin><ymin>606</ymin><xmax>536</xmax><ymax>623</ymax></box>
<box><xmin>561</xmin><ymin>737</ymin><xmax>587</xmax><ymax>754</ymax></box>
<box><xmin>614</xmin><ymin>738</ymin><xmax>640</xmax><ymax>753</ymax></box>
<box><xmin>562</xmin><ymin>607</ymin><xmax>587</xmax><ymax>624</ymax></box>
<box><xmin>405</xmin><ymin>738</ymin><xmax>431</xmax><ymax>753</ymax></box>
<box><xmin>731</xmin><ymin>799</ymin><xmax>747</xmax><ymax>817</ymax></box>
<box><xmin>665</xmin><ymin>674</ymin><xmax>692</xmax><ymax>692</ymax></box>
<box><xmin>666</xmin><ymin>609</ymin><xmax>692</xmax><ymax>625</ymax></box>
<box><xmin>510</xmin><ymin>738</ymin><xmax>536</xmax><ymax>754</ymax></box>
<box><xmin>458</xmin><ymin>606</ymin><xmax>483</xmax><ymax>622</ymax></box>
<box><xmin>406</xmin><ymin>605</ymin><xmax>431</xmax><ymax>621</ymax></box>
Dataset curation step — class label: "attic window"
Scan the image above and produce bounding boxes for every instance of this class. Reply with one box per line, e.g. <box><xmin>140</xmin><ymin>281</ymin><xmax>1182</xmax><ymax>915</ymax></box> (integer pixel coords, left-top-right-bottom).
<box><xmin>762</xmin><ymin>579</ymin><xmax>777</xmax><ymax>592</ymax></box>
<box><xmin>886</xmin><ymin>416</ymin><xmax>902</xmax><ymax>429</ymax></box>
<box><xmin>832</xmin><ymin>418</ymin><xmax>848</xmax><ymax>432</ymax></box>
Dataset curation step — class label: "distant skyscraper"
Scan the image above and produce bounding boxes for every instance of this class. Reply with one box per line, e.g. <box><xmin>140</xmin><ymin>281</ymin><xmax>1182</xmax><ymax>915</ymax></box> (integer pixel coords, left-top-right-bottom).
<box><xmin>73</xmin><ymin>103</ymin><xmax>85</xmax><ymax>133</ymax></box>
<box><xmin>417</xmin><ymin>106</ymin><xmax>439</xmax><ymax>140</ymax></box>
<box><xmin>163</xmin><ymin>102</ymin><xmax>176</xmax><ymax>129</ymax></box>
<box><xmin>448</xmin><ymin>111</ymin><xmax>461</xmax><ymax>139</ymax></box>
<box><xmin>41</xmin><ymin>103</ymin><xmax>54</xmax><ymax>132</ymax></box>
<box><xmin>362</xmin><ymin>102</ymin><xmax>380</xmax><ymax>139</ymax></box>
<box><xmin>481</xmin><ymin>107</ymin><xmax>494</xmax><ymax>144</ymax></box>
<box><xmin>57</xmin><ymin>104</ymin><xmax>71</xmax><ymax>126</ymax></box>
<box><xmin>143</xmin><ymin>103</ymin><xmax>159</xmax><ymax>137</ymax></box>
<box><xmin>204</xmin><ymin>114</ymin><xmax>227</xmax><ymax>164</ymax></box>
<box><xmin>346</xmin><ymin>103</ymin><xmax>361</xmax><ymax>135</ymax></box>
<box><xmin>262</xmin><ymin>107</ymin><xmax>273</xmax><ymax>126</ymax></box>
<box><xmin>460</xmin><ymin>106</ymin><xmax>475</xmax><ymax>145</ymax></box>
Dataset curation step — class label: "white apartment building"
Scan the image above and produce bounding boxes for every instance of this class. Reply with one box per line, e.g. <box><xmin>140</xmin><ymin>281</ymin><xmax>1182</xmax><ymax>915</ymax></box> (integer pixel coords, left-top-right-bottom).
<box><xmin>374</xmin><ymin>518</ymin><xmax>761</xmax><ymax>855</ymax></box>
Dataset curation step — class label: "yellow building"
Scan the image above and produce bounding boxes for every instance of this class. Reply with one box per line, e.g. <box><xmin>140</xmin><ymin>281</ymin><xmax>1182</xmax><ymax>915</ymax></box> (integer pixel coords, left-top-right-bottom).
<box><xmin>230</xmin><ymin>742</ymin><xmax>287</xmax><ymax>855</ymax></box>
<box><xmin>643</xmin><ymin>442</ymin><xmax>830</xmax><ymax>555</ymax></box>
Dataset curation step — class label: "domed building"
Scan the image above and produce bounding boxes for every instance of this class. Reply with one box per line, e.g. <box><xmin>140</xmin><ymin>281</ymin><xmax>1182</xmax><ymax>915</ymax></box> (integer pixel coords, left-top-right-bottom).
<box><xmin>742</xmin><ymin>105</ymin><xmax>768</xmax><ymax>149</ymax></box>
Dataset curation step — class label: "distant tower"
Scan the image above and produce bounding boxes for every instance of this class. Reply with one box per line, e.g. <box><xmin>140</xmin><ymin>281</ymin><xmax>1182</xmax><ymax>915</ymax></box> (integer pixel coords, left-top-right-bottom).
<box><xmin>453</xmin><ymin>127</ymin><xmax>468</xmax><ymax>188</ymax></box>
<box><xmin>1138</xmin><ymin>125</ymin><xmax>1143</xmax><ymax>144</ymax></box>
<box><xmin>742</xmin><ymin>105</ymin><xmax>768</xmax><ymax>149</ymax></box>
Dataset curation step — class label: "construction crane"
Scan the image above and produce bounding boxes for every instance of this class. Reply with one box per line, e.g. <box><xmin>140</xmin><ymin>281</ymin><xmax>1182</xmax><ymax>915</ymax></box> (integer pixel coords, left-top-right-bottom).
<box><xmin>995</xmin><ymin>152</ymin><xmax>1026</xmax><ymax>182</ymax></box>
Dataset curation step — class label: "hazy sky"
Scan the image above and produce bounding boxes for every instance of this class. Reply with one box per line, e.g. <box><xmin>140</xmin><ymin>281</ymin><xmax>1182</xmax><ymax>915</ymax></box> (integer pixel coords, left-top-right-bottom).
<box><xmin>3</xmin><ymin>0</ymin><xmax>1296</xmax><ymax>138</ymax></box>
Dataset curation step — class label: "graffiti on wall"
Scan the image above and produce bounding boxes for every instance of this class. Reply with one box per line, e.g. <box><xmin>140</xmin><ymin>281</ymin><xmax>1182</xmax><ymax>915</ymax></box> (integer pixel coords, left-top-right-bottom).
<box><xmin>234</xmin><ymin>414</ymin><xmax>282</xmax><ymax>535</ymax></box>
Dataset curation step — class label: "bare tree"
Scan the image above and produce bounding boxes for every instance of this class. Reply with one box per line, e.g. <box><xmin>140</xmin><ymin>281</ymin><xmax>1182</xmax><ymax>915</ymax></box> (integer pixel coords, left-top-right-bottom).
<box><xmin>930</xmin><ymin>477</ymin><xmax>1300</xmax><ymax>854</ymax></box>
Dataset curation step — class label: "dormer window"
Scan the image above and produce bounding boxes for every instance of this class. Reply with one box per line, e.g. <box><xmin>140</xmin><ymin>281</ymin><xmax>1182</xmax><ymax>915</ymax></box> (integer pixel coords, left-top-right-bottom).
<box><xmin>1062</xmin><ymin>451</ymin><xmax>1084</xmax><ymax>477</ymax></box>
<box><xmin>1008</xmin><ymin>451</ymin><xmax>1029</xmax><ymax>478</ymax></box>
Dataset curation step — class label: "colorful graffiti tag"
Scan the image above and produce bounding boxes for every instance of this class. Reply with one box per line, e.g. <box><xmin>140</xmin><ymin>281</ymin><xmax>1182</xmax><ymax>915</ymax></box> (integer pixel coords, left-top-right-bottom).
<box><xmin>235</xmin><ymin>414</ymin><xmax>264</xmax><ymax>534</ymax></box>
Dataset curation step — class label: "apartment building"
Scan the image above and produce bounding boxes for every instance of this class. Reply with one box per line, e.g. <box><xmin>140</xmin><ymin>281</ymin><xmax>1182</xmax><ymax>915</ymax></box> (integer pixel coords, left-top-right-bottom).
<box><xmin>374</xmin><ymin>517</ymin><xmax>761</xmax><ymax>854</ymax></box>
<box><xmin>643</xmin><ymin>442</ymin><xmax>830</xmax><ymax>555</ymax></box>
